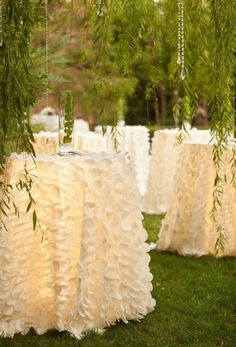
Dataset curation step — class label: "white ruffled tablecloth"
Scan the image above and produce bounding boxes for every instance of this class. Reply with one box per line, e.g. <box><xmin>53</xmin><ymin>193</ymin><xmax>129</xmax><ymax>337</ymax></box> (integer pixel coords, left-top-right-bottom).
<box><xmin>31</xmin><ymin>115</ymin><xmax>89</xmax><ymax>133</ymax></box>
<box><xmin>143</xmin><ymin>128</ymin><xmax>211</xmax><ymax>214</ymax></box>
<box><xmin>95</xmin><ymin>126</ymin><xmax>150</xmax><ymax>197</ymax></box>
<box><xmin>0</xmin><ymin>153</ymin><xmax>155</xmax><ymax>339</ymax></box>
<box><xmin>156</xmin><ymin>142</ymin><xmax>236</xmax><ymax>257</ymax></box>
<box><xmin>33</xmin><ymin>131</ymin><xmax>108</xmax><ymax>154</ymax></box>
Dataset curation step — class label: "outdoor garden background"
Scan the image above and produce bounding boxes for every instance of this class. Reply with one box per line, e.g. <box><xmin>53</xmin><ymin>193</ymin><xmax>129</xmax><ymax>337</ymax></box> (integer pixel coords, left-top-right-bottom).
<box><xmin>0</xmin><ymin>1</ymin><xmax>236</xmax><ymax>346</ymax></box>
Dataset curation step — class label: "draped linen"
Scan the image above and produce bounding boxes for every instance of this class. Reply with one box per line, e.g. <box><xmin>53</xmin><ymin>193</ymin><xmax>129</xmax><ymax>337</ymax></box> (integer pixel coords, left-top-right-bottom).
<box><xmin>156</xmin><ymin>143</ymin><xmax>236</xmax><ymax>257</ymax></box>
<box><xmin>0</xmin><ymin>153</ymin><xmax>155</xmax><ymax>339</ymax></box>
<box><xmin>95</xmin><ymin>126</ymin><xmax>150</xmax><ymax>197</ymax></box>
<box><xmin>143</xmin><ymin>129</ymin><xmax>211</xmax><ymax>214</ymax></box>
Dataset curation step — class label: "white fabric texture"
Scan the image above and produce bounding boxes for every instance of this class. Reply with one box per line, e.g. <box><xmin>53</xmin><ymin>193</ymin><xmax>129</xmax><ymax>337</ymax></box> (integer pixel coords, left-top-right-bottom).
<box><xmin>0</xmin><ymin>153</ymin><xmax>155</xmax><ymax>339</ymax></box>
<box><xmin>95</xmin><ymin>126</ymin><xmax>150</xmax><ymax>197</ymax></box>
<box><xmin>74</xmin><ymin>120</ymin><xmax>90</xmax><ymax>134</ymax></box>
<box><xmin>143</xmin><ymin>128</ymin><xmax>211</xmax><ymax>214</ymax></box>
<box><xmin>34</xmin><ymin>131</ymin><xmax>108</xmax><ymax>154</ymax></box>
<box><xmin>31</xmin><ymin>116</ymin><xmax>89</xmax><ymax>133</ymax></box>
<box><xmin>156</xmin><ymin>143</ymin><xmax>236</xmax><ymax>257</ymax></box>
<box><xmin>75</xmin><ymin>132</ymin><xmax>108</xmax><ymax>153</ymax></box>
<box><xmin>34</xmin><ymin>131</ymin><xmax>58</xmax><ymax>153</ymax></box>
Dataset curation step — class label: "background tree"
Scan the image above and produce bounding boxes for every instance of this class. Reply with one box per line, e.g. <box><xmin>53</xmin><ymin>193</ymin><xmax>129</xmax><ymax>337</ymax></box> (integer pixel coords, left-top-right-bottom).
<box><xmin>32</xmin><ymin>0</ymin><xmax>236</xmax><ymax>131</ymax></box>
<box><xmin>0</xmin><ymin>0</ymin><xmax>44</xmax><ymax>157</ymax></box>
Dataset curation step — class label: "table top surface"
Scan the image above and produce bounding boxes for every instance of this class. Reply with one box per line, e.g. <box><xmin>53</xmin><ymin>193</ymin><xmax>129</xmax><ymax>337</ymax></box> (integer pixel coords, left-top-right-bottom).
<box><xmin>156</xmin><ymin>127</ymin><xmax>211</xmax><ymax>134</ymax></box>
<box><xmin>9</xmin><ymin>151</ymin><xmax>128</xmax><ymax>163</ymax></box>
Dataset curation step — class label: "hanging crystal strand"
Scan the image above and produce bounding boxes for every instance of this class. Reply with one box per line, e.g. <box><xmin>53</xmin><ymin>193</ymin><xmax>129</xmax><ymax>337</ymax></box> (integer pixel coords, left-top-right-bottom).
<box><xmin>45</xmin><ymin>0</ymin><xmax>49</xmax><ymax>107</ymax></box>
<box><xmin>180</xmin><ymin>0</ymin><xmax>186</xmax><ymax>80</ymax></box>
<box><xmin>0</xmin><ymin>0</ymin><xmax>3</xmax><ymax>47</ymax></box>
<box><xmin>177</xmin><ymin>0</ymin><xmax>181</xmax><ymax>65</ymax></box>
<box><xmin>20</xmin><ymin>0</ymin><xmax>23</xmax><ymax>25</ymax></box>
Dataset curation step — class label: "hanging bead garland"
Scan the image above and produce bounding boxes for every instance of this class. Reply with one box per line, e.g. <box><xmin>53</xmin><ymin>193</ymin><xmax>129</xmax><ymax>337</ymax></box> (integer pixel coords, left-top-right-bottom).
<box><xmin>177</xmin><ymin>0</ymin><xmax>181</xmax><ymax>65</ymax></box>
<box><xmin>45</xmin><ymin>0</ymin><xmax>49</xmax><ymax>107</ymax></box>
<box><xmin>177</xmin><ymin>0</ymin><xmax>186</xmax><ymax>80</ymax></box>
<box><xmin>20</xmin><ymin>0</ymin><xmax>23</xmax><ymax>25</ymax></box>
<box><xmin>0</xmin><ymin>0</ymin><xmax>3</xmax><ymax>47</ymax></box>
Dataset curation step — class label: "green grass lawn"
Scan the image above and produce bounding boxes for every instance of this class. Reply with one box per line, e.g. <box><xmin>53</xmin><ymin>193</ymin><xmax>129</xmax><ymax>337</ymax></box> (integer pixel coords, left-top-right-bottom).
<box><xmin>0</xmin><ymin>214</ymin><xmax>235</xmax><ymax>347</ymax></box>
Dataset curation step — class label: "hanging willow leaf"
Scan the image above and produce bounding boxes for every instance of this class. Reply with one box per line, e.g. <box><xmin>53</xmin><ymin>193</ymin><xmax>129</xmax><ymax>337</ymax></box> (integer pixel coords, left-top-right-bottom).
<box><xmin>0</xmin><ymin>207</ymin><xmax>8</xmax><ymax>218</ymax></box>
<box><xmin>25</xmin><ymin>123</ymin><xmax>35</xmax><ymax>143</ymax></box>
<box><xmin>3</xmin><ymin>200</ymin><xmax>10</xmax><ymax>210</ymax></box>
<box><xmin>1</xmin><ymin>220</ymin><xmax>8</xmax><ymax>232</ymax></box>
<box><xmin>33</xmin><ymin>210</ymin><xmax>37</xmax><ymax>231</ymax></box>
<box><xmin>12</xmin><ymin>201</ymin><xmax>20</xmax><ymax>217</ymax></box>
<box><xmin>27</xmin><ymin>200</ymin><xmax>33</xmax><ymax>213</ymax></box>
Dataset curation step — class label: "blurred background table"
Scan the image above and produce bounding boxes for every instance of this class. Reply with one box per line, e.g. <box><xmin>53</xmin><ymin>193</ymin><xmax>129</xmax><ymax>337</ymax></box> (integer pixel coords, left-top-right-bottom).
<box><xmin>31</xmin><ymin>113</ymin><xmax>89</xmax><ymax>133</ymax></box>
<box><xmin>156</xmin><ymin>142</ymin><xmax>236</xmax><ymax>257</ymax></box>
<box><xmin>0</xmin><ymin>153</ymin><xmax>155</xmax><ymax>338</ymax></box>
<box><xmin>34</xmin><ymin>131</ymin><xmax>108</xmax><ymax>154</ymax></box>
<box><xmin>143</xmin><ymin>128</ymin><xmax>211</xmax><ymax>214</ymax></box>
<box><xmin>95</xmin><ymin>125</ymin><xmax>150</xmax><ymax>197</ymax></box>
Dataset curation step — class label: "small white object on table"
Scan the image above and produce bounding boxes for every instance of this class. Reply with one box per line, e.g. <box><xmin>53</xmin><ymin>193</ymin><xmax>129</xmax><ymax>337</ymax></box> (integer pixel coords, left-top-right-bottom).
<box><xmin>31</xmin><ymin>114</ymin><xmax>59</xmax><ymax>132</ymax></box>
<box><xmin>31</xmin><ymin>115</ymin><xmax>89</xmax><ymax>133</ymax></box>
<box><xmin>0</xmin><ymin>153</ymin><xmax>155</xmax><ymax>339</ymax></box>
<box><xmin>143</xmin><ymin>128</ymin><xmax>211</xmax><ymax>214</ymax></box>
<box><xmin>156</xmin><ymin>142</ymin><xmax>236</xmax><ymax>257</ymax></box>
<box><xmin>95</xmin><ymin>125</ymin><xmax>150</xmax><ymax>197</ymax></box>
<box><xmin>33</xmin><ymin>131</ymin><xmax>108</xmax><ymax>154</ymax></box>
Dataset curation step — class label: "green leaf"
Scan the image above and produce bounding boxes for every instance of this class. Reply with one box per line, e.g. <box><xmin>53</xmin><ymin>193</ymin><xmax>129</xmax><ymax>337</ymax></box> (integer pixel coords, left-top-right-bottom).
<box><xmin>33</xmin><ymin>210</ymin><xmax>37</xmax><ymax>231</ymax></box>
<box><xmin>27</xmin><ymin>200</ymin><xmax>32</xmax><ymax>213</ymax></box>
<box><xmin>0</xmin><ymin>207</ymin><xmax>8</xmax><ymax>217</ymax></box>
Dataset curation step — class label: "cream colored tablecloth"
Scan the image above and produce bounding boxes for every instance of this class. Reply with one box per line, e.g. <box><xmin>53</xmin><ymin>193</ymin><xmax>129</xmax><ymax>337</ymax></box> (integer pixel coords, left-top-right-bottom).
<box><xmin>0</xmin><ymin>153</ymin><xmax>155</xmax><ymax>339</ymax></box>
<box><xmin>156</xmin><ymin>143</ymin><xmax>236</xmax><ymax>257</ymax></box>
<box><xmin>143</xmin><ymin>128</ymin><xmax>211</xmax><ymax>214</ymax></box>
<box><xmin>34</xmin><ymin>131</ymin><xmax>108</xmax><ymax>154</ymax></box>
<box><xmin>95</xmin><ymin>126</ymin><xmax>150</xmax><ymax>197</ymax></box>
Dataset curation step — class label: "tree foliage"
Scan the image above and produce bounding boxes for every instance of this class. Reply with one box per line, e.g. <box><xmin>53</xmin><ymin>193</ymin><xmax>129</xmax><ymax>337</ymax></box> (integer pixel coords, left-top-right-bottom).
<box><xmin>0</xmin><ymin>0</ymin><xmax>45</xmax><ymax>158</ymax></box>
<box><xmin>0</xmin><ymin>0</ymin><xmax>45</xmax><ymax>233</ymax></box>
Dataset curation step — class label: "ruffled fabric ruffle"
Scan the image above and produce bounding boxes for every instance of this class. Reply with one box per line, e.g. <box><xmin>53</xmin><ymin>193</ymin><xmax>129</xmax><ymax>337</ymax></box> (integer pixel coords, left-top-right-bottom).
<box><xmin>143</xmin><ymin>129</ymin><xmax>211</xmax><ymax>214</ymax></box>
<box><xmin>156</xmin><ymin>143</ymin><xmax>236</xmax><ymax>257</ymax></box>
<box><xmin>95</xmin><ymin>126</ymin><xmax>150</xmax><ymax>197</ymax></box>
<box><xmin>0</xmin><ymin>153</ymin><xmax>155</xmax><ymax>339</ymax></box>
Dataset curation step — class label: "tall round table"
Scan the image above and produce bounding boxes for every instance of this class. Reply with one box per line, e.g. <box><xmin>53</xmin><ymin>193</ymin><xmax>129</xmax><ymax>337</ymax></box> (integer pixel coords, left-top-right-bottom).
<box><xmin>0</xmin><ymin>153</ymin><xmax>155</xmax><ymax>338</ymax></box>
<box><xmin>143</xmin><ymin>128</ymin><xmax>211</xmax><ymax>214</ymax></box>
<box><xmin>156</xmin><ymin>143</ymin><xmax>236</xmax><ymax>257</ymax></box>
